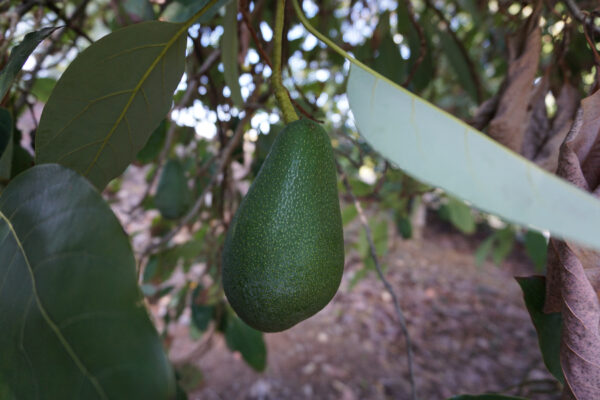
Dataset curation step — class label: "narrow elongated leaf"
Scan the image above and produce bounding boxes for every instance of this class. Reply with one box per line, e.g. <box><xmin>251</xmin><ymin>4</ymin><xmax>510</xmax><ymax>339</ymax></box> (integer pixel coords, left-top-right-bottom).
<box><xmin>446</xmin><ymin>196</ymin><xmax>475</xmax><ymax>234</ymax></box>
<box><xmin>225</xmin><ymin>315</ymin><xmax>266</xmax><ymax>372</ymax></box>
<box><xmin>221</xmin><ymin>0</ymin><xmax>243</xmax><ymax>108</ymax></box>
<box><xmin>0</xmin><ymin>164</ymin><xmax>175</xmax><ymax>399</ymax></box>
<box><xmin>155</xmin><ymin>159</ymin><xmax>192</xmax><ymax>219</ymax></box>
<box><xmin>438</xmin><ymin>32</ymin><xmax>478</xmax><ymax>102</ymax></box>
<box><xmin>162</xmin><ymin>0</ymin><xmax>233</xmax><ymax>23</ymax></box>
<box><xmin>35</xmin><ymin>21</ymin><xmax>187</xmax><ymax>190</ymax></box>
<box><xmin>0</xmin><ymin>27</ymin><xmax>58</xmax><ymax>100</ymax></box>
<box><xmin>0</xmin><ymin>108</ymin><xmax>11</xmax><ymax>165</ymax></box>
<box><xmin>347</xmin><ymin>63</ymin><xmax>600</xmax><ymax>252</ymax></box>
<box><xmin>516</xmin><ymin>276</ymin><xmax>563</xmax><ymax>383</ymax></box>
<box><xmin>30</xmin><ymin>77</ymin><xmax>57</xmax><ymax>102</ymax></box>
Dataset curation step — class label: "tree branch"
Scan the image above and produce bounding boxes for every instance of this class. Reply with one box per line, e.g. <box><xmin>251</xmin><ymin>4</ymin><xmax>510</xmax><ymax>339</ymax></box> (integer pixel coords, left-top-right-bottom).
<box><xmin>563</xmin><ymin>0</ymin><xmax>600</xmax><ymax>36</ymax></box>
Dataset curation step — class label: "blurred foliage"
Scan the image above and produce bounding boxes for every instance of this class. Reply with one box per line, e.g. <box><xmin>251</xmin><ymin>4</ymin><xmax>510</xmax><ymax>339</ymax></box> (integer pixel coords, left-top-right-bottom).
<box><xmin>0</xmin><ymin>0</ymin><xmax>596</xmax><ymax>394</ymax></box>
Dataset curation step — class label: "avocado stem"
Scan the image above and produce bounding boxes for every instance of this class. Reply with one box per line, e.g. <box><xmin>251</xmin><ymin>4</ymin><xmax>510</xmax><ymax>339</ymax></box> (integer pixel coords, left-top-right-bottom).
<box><xmin>273</xmin><ymin>0</ymin><xmax>299</xmax><ymax>124</ymax></box>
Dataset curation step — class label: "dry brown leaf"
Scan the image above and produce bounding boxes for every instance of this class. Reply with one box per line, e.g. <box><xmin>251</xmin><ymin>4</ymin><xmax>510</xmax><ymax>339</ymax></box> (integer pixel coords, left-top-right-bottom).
<box><xmin>572</xmin><ymin>92</ymin><xmax>600</xmax><ymax>190</ymax></box>
<box><xmin>487</xmin><ymin>9</ymin><xmax>541</xmax><ymax>152</ymax></box>
<box><xmin>551</xmin><ymin>241</ymin><xmax>600</xmax><ymax>399</ymax></box>
<box><xmin>544</xmin><ymin>88</ymin><xmax>600</xmax><ymax>399</ymax></box>
<box><xmin>535</xmin><ymin>82</ymin><xmax>580</xmax><ymax>172</ymax></box>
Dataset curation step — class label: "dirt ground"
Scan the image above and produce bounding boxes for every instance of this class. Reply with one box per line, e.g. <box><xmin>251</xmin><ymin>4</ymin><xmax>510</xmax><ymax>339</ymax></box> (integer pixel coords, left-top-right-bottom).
<box><xmin>166</xmin><ymin>219</ymin><xmax>560</xmax><ymax>400</ymax></box>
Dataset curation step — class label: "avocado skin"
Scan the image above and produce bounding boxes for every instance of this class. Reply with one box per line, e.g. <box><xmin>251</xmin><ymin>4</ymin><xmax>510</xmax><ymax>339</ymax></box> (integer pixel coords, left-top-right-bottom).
<box><xmin>223</xmin><ymin>119</ymin><xmax>344</xmax><ymax>332</ymax></box>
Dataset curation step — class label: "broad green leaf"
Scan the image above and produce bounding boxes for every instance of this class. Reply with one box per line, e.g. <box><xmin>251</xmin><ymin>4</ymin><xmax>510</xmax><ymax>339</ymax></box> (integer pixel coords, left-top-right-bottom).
<box><xmin>192</xmin><ymin>305</ymin><xmax>214</xmax><ymax>332</ymax></box>
<box><xmin>0</xmin><ymin>374</ymin><xmax>15</xmax><ymax>400</ymax></box>
<box><xmin>0</xmin><ymin>164</ymin><xmax>175</xmax><ymax>399</ymax></box>
<box><xmin>524</xmin><ymin>230</ymin><xmax>548</xmax><ymax>272</ymax></box>
<box><xmin>396</xmin><ymin>214</ymin><xmax>412</xmax><ymax>239</ymax></box>
<box><xmin>10</xmin><ymin>143</ymin><xmax>34</xmax><ymax>179</ymax></box>
<box><xmin>162</xmin><ymin>0</ymin><xmax>233</xmax><ymax>23</ymax></box>
<box><xmin>0</xmin><ymin>27</ymin><xmax>58</xmax><ymax>100</ymax></box>
<box><xmin>475</xmin><ymin>235</ymin><xmax>494</xmax><ymax>267</ymax></box>
<box><xmin>221</xmin><ymin>0</ymin><xmax>243</xmax><ymax>108</ymax></box>
<box><xmin>0</xmin><ymin>108</ymin><xmax>12</xmax><ymax>175</ymax></box>
<box><xmin>448</xmin><ymin>395</ymin><xmax>529</xmax><ymax>400</ymax></box>
<box><xmin>191</xmin><ymin>284</ymin><xmax>214</xmax><ymax>332</ymax></box>
<box><xmin>492</xmin><ymin>227</ymin><xmax>514</xmax><ymax>265</ymax></box>
<box><xmin>225</xmin><ymin>315</ymin><xmax>267</xmax><ymax>372</ymax></box>
<box><xmin>176</xmin><ymin>383</ymin><xmax>189</xmax><ymax>400</ymax></box>
<box><xmin>371</xmin><ymin>218</ymin><xmax>388</xmax><ymax>256</ymax></box>
<box><xmin>341</xmin><ymin>204</ymin><xmax>358</xmax><ymax>226</ymax></box>
<box><xmin>446</xmin><ymin>196</ymin><xmax>476</xmax><ymax>234</ymax></box>
<box><xmin>35</xmin><ymin>21</ymin><xmax>187</xmax><ymax>190</ymax></box>
<box><xmin>136</xmin><ymin>119</ymin><xmax>167</xmax><ymax>163</ymax></box>
<box><xmin>143</xmin><ymin>239</ymin><xmax>201</xmax><ymax>283</ymax></box>
<box><xmin>516</xmin><ymin>276</ymin><xmax>563</xmax><ymax>384</ymax></box>
<box><xmin>155</xmin><ymin>159</ymin><xmax>192</xmax><ymax>219</ymax></box>
<box><xmin>30</xmin><ymin>77</ymin><xmax>57</xmax><ymax>102</ymax></box>
<box><xmin>347</xmin><ymin>63</ymin><xmax>600</xmax><ymax>252</ymax></box>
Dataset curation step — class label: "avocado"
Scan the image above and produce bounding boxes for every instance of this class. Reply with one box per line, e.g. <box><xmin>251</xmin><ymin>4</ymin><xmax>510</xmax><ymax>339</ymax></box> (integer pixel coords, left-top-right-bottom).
<box><xmin>223</xmin><ymin>119</ymin><xmax>344</xmax><ymax>332</ymax></box>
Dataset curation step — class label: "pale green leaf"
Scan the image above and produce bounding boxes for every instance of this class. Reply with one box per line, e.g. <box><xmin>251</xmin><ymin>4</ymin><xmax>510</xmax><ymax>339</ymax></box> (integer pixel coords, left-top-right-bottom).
<box><xmin>0</xmin><ymin>27</ymin><xmax>58</xmax><ymax>100</ymax></box>
<box><xmin>347</xmin><ymin>63</ymin><xmax>600</xmax><ymax>252</ymax></box>
<box><xmin>221</xmin><ymin>0</ymin><xmax>243</xmax><ymax>108</ymax></box>
<box><xmin>35</xmin><ymin>21</ymin><xmax>187</xmax><ymax>190</ymax></box>
<box><xmin>0</xmin><ymin>164</ymin><xmax>175</xmax><ymax>399</ymax></box>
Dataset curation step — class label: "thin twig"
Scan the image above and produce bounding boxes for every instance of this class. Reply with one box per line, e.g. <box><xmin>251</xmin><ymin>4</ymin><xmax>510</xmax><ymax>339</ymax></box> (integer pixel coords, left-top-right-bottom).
<box><xmin>44</xmin><ymin>0</ymin><xmax>93</xmax><ymax>43</ymax></box>
<box><xmin>338</xmin><ymin>166</ymin><xmax>418</xmax><ymax>400</ymax></box>
<box><xmin>563</xmin><ymin>0</ymin><xmax>600</xmax><ymax>36</ymax></box>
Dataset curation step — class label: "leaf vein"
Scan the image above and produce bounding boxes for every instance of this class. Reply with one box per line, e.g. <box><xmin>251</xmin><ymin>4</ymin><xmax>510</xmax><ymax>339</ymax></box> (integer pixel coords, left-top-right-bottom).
<box><xmin>0</xmin><ymin>211</ymin><xmax>109</xmax><ymax>400</ymax></box>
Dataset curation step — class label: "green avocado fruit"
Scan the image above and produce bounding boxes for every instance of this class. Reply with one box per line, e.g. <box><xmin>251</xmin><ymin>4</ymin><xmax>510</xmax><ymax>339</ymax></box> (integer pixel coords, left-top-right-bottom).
<box><xmin>223</xmin><ymin>119</ymin><xmax>344</xmax><ymax>332</ymax></box>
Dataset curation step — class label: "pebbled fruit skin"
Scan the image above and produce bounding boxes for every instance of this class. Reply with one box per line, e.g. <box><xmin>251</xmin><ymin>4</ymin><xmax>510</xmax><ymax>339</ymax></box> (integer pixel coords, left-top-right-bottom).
<box><xmin>223</xmin><ymin>119</ymin><xmax>344</xmax><ymax>332</ymax></box>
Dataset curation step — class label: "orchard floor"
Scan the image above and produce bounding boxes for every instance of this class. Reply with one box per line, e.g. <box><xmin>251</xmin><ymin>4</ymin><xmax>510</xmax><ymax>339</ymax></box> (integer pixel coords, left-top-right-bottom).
<box><xmin>164</xmin><ymin>218</ymin><xmax>560</xmax><ymax>400</ymax></box>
